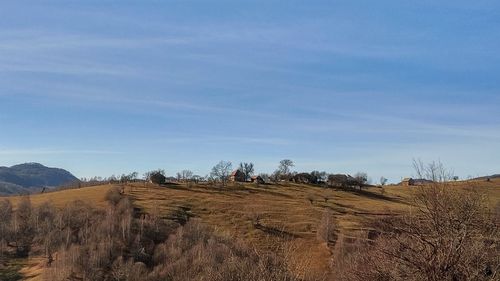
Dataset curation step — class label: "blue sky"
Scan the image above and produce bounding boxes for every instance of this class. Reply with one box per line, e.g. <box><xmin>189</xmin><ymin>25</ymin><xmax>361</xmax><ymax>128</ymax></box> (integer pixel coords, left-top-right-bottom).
<box><xmin>0</xmin><ymin>1</ymin><xmax>499</xmax><ymax>182</ymax></box>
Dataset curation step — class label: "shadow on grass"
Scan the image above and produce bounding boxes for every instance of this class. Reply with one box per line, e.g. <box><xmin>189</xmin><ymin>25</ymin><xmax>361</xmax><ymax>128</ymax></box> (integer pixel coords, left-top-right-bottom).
<box><xmin>246</xmin><ymin>188</ymin><xmax>295</xmax><ymax>199</ymax></box>
<box><xmin>165</xmin><ymin>183</ymin><xmax>296</xmax><ymax>200</ymax></box>
<box><xmin>0</xmin><ymin>259</ymin><xmax>23</xmax><ymax>281</ymax></box>
<box><xmin>167</xmin><ymin>206</ymin><xmax>195</xmax><ymax>225</ymax></box>
<box><xmin>334</xmin><ymin>187</ymin><xmax>407</xmax><ymax>204</ymax></box>
<box><xmin>254</xmin><ymin>223</ymin><xmax>301</xmax><ymax>239</ymax></box>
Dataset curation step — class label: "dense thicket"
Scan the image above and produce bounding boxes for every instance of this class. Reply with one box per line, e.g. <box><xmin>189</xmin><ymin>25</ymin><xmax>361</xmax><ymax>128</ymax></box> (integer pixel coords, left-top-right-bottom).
<box><xmin>0</xmin><ymin>188</ymin><xmax>297</xmax><ymax>281</ymax></box>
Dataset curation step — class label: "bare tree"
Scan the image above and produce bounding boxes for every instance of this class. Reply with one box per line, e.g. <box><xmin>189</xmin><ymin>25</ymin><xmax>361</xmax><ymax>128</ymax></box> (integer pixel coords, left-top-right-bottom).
<box><xmin>334</xmin><ymin>163</ymin><xmax>499</xmax><ymax>281</ymax></box>
<box><xmin>0</xmin><ymin>199</ymin><xmax>12</xmax><ymax>259</ymax></box>
<box><xmin>353</xmin><ymin>172</ymin><xmax>368</xmax><ymax>185</ymax></box>
<box><xmin>258</xmin><ymin>173</ymin><xmax>270</xmax><ymax>183</ymax></box>
<box><xmin>380</xmin><ymin>176</ymin><xmax>388</xmax><ymax>186</ymax></box>
<box><xmin>278</xmin><ymin>159</ymin><xmax>294</xmax><ymax>181</ymax></box>
<box><xmin>210</xmin><ymin>161</ymin><xmax>233</xmax><ymax>187</ymax></box>
<box><xmin>311</xmin><ymin>171</ymin><xmax>328</xmax><ymax>183</ymax></box>
<box><xmin>271</xmin><ymin>170</ymin><xmax>281</xmax><ymax>183</ymax></box>
<box><xmin>12</xmin><ymin>196</ymin><xmax>34</xmax><ymax>257</ymax></box>
<box><xmin>34</xmin><ymin>202</ymin><xmax>60</xmax><ymax>265</ymax></box>
<box><xmin>412</xmin><ymin>158</ymin><xmax>453</xmax><ymax>182</ymax></box>
<box><xmin>128</xmin><ymin>171</ymin><xmax>139</xmax><ymax>182</ymax></box>
<box><xmin>239</xmin><ymin>162</ymin><xmax>255</xmax><ymax>181</ymax></box>
<box><xmin>177</xmin><ymin>170</ymin><xmax>194</xmax><ymax>182</ymax></box>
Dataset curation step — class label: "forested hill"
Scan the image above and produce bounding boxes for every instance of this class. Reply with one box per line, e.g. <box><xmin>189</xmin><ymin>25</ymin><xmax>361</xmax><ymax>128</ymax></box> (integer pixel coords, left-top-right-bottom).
<box><xmin>0</xmin><ymin>163</ymin><xmax>78</xmax><ymax>195</ymax></box>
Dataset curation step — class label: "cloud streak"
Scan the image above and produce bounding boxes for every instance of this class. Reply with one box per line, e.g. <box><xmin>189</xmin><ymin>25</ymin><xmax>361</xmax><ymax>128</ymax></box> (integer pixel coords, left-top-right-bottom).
<box><xmin>0</xmin><ymin>149</ymin><xmax>122</xmax><ymax>156</ymax></box>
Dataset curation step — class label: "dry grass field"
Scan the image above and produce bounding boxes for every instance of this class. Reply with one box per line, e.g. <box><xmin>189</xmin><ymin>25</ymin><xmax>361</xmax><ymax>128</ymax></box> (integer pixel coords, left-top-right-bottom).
<box><xmin>2</xmin><ymin>178</ymin><xmax>499</xmax><ymax>280</ymax></box>
<box><xmin>5</xmin><ymin>184</ymin><xmax>113</xmax><ymax>209</ymax></box>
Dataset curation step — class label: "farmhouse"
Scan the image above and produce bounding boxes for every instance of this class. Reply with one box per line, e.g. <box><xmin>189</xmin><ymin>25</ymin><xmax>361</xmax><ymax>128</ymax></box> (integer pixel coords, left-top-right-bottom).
<box><xmin>250</xmin><ymin>175</ymin><xmax>265</xmax><ymax>184</ymax></box>
<box><xmin>327</xmin><ymin>174</ymin><xmax>357</xmax><ymax>187</ymax></box>
<box><xmin>402</xmin><ymin>178</ymin><xmax>415</xmax><ymax>186</ymax></box>
<box><xmin>229</xmin><ymin>170</ymin><xmax>246</xmax><ymax>182</ymax></box>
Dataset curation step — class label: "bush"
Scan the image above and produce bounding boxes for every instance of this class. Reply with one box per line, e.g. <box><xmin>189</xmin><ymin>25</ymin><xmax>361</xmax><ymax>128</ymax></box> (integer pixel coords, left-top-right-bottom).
<box><xmin>105</xmin><ymin>186</ymin><xmax>123</xmax><ymax>206</ymax></box>
<box><xmin>317</xmin><ymin>209</ymin><xmax>336</xmax><ymax>243</ymax></box>
<box><xmin>333</xmin><ymin>184</ymin><xmax>499</xmax><ymax>281</ymax></box>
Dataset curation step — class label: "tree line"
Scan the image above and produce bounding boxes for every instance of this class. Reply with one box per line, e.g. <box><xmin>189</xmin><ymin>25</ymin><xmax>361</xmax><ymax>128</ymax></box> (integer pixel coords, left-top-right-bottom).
<box><xmin>105</xmin><ymin>159</ymin><xmax>374</xmax><ymax>189</ymax></box>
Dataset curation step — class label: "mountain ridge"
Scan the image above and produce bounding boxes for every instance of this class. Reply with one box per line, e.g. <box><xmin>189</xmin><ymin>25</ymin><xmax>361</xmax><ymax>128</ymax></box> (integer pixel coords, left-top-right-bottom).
<box><xmin>0</xmin><ymin>163</ymin><xmax>79</xmax><ymax>195</ymax></box>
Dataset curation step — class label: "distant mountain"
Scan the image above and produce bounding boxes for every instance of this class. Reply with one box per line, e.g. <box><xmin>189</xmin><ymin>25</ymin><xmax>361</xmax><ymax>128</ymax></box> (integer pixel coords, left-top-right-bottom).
<box><xmin>0</xmin><ymin>163</ymin><xmax>79</xmax><ymax>195</ymax></box>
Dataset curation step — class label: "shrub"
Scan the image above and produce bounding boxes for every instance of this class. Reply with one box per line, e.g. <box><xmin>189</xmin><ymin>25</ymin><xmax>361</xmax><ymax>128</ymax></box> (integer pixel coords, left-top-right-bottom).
<box><xmin>317</xmin><ymin>209</ymin><xmax>336</xmax><ymax>243</ymax></box>
<box><xmin>333</xmin><ymin>184</ymin><xmax>500</xmax><ymax>281</ymax></box>
<box><xmin>105</xmin><ymin>186</ymin><xmax>123</xmax><ymax>206</ymax></box>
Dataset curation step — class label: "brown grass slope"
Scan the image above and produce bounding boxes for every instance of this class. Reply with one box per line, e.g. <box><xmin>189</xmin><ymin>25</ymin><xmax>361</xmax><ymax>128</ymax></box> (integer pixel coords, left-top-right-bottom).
<box><xmin>2</xmin><ymin>178</ymin><xmax>499</xmax><ymax>280</ymax></box>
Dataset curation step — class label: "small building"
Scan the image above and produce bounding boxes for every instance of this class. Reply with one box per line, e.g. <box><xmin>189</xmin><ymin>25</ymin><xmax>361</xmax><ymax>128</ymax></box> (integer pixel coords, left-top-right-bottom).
<box><xmin>292</xmin><ymin>173</ymin><xmax>316</xmax><ymax>184</ymax></box>
<box><xmin>165</xmin><ymin>176</ymin><xmax>178</xmax><ymax>183</ymax></box>
<box><xmin>401</xmin><ymin>178</ymin><xmax>415</xmax><ymax>186</ymax></box>
<box><xmin>229</xmin><ymin>170</ymin><xmax>246</xmax><ymax>182</ymax></box>
<box><xmin>250</xmin><ymin>175</ymin><xmax>265</xmax><ymax>184</ymax></box>
<box><xmin>327</xmin><ymin>174</ymin><xmax>357</xmax><ymax>187</ymax></box>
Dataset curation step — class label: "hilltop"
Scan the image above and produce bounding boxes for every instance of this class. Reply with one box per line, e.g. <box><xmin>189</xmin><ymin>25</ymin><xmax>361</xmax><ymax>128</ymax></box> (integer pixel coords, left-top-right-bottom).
<box><xmin>0</xmin><ymin>163</ymin><xmax>79</xmax><ymax>195</ymax></box>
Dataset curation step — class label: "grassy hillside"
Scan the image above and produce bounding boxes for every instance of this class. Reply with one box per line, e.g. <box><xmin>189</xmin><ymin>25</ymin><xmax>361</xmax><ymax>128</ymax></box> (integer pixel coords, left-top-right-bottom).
<box><xmin>2</xmin><ymin>179</ymin><xmax>499</xmax><ymax>280</ymax></box>
<box><xmin>6</xmin><ymin>184</ymin><xmax>113</xmax><ymax>208</ymax></box>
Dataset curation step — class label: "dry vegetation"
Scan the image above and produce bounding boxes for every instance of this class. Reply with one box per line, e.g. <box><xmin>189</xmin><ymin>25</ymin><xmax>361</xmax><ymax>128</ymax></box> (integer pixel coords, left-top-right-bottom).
<box><xmin>333</xmin><ymin>184</ymin><xmax>499</xmax><ymax>281</ymax></box>
<box><xmin>0</xmin><ymin>178</ymin><xmax>499</xmax><ymax>281</ymax></box>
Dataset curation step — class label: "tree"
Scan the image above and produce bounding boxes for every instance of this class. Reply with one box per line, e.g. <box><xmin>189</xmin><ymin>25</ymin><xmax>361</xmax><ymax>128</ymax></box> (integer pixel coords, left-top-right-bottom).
<box><xmin>120</xmin><ymin>174</ymin><xmax>129</xmax><ymax>183</ymax></box>
<box><xmin>380</xmin><ymin>176</ymin><xmax>388</xmax><ymax>186</ymax></box>
<box><xmin>0</xmin><ymin>199</ymin><xmax>12</xmax><ymax>259</ymax></box>
<box><xmin>338</xmin><ymin>184</ymin><xmax>499</xmax><ymax>281</ymax></box>
<box><xmin>270</xmin><ymin>170</ymin><xmax>281</xmax><ymax>183</ymax></box>
<box><xmin>12</xmin><ymin>196</ymin><xmax>34</xmax><ymax>257</ymax></box>
<box><xmin>128</xmin><ymin>172</ymin><xmax>138</xmax><ymax>181</ymax></box>
<box><xmin>278</xmin><ymin>159</ymin><xmax>294</xmax><ymax>181</ymax></box>
<box><xmin>177</xmin><ymin>170</ymin><xmax>194</xmax><ymax>182</ymax></box>
<box><xmin>353</xmin><ymin>172</ymin><xmax>368</xmax><ymax>186</ymax></box>
<box><xmin>258</xmin><ymin>173</ymin><xmax>270</xmax><ymax>183</ymax></box>
<box><xmin>412</xmin><ymin>158</ymin><xmax>453</xmax><ymax>182</ymax></box>
<box><xmin>191</xmin><ymin>175</ymin><xmax>203</xmax><ymax>183</ymax></box>
<box><xmin>211</xmin><ymin>161</ymin><xmax>232</xmax><ymax>187</ymax></box>
<box><xmin>311</xmin><ymin>171</ymin><xmax>327</xmax><ymax>183</ymax></box>
<box><xmin>334</xmin><ymin>161</ymin><xmax>499</xmax><ymax>281</ymax></box>
<box><xmin>34</xmin><ymin>202</ymin><xmax>59</xmax><ymax>265</ymax></box>
<box><xmin>108</xmin><ymin>175</ymin><xmax>118</xmax><ymax>184</ymax></box>
<box><xmin>238</xmin><ymin>162</ymin><xmax>254</xmax><ymax>181</ymax></box>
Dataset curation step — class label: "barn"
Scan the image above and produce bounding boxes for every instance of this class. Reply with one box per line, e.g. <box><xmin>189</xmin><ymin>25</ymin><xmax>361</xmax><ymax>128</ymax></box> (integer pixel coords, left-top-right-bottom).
<box><xmin>229</xmin><ymin>170</ymin><xmax>246</xmax><ymax>182</ymax></box>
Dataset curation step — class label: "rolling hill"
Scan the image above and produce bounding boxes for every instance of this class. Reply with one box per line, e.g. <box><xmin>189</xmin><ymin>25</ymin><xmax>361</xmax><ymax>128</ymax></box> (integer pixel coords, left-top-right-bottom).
<box><xmin>0</xmin><ymin>163</ymin><xmax>79</xmax><ymax>195</ymax></box>
<box><xmin>3</xmin><ymin>178</ymin><xmax>499</xmax><ymax>280</ymax></box>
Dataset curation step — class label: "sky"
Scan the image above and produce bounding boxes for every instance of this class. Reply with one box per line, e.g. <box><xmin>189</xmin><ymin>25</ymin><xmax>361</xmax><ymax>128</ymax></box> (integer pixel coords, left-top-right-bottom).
<box><xmin>0</xmin><ymin>1</ymin><xmax>499</xmax><ymax>182</ymax></box>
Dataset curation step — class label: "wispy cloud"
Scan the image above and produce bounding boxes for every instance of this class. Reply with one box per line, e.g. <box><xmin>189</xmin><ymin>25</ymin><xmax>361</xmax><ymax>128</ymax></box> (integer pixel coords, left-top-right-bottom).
<box><xmin>156</xmin><ymin>135</ymin><xmax>293</xmax><ymax>146</ymax></box>
<box><xmin>0</xmin><ymin>149</ymin><xmax>121</xmax><ymax>155</ymax></box>
<box><xmin>0</xmin><ymin>29</ymin><xmax>191</xmax><ymax>51</ymax></box>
